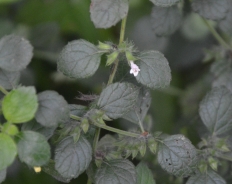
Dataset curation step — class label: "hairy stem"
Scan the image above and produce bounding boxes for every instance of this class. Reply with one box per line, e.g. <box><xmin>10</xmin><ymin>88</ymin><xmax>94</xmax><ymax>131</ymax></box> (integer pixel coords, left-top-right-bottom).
<box><xmin>93</xmin><ymin>127</ymin><xmax>101</xmax><ymax>151</ymax></box>
<box><xmin>86</xmin><ymin>179</ymin><xmax>92</xmax><ymax>184</ymax></box>
<box><xmin>107</xmin><ymin>16</ymin><xmax>128</xmax><ymax>85</ymax></box>
<box><xmin>92</xmin><ymin>121</ymin><xmax>140</xmax><ymax>138</ymax></box>
<box><xmin>0</xmin><ymin>85</ymin><xmax>8</xmax><ymax>95</ymax></box>
<box><xmin>202</xmin><ymin>18</ymin><xmax>232</xmax><ymax>50</ymax></box>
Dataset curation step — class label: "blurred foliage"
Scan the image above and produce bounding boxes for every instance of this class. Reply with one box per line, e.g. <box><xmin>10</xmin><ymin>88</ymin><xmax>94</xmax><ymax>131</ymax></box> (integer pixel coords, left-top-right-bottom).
<box><xmin>0</xmin><ymin>0</ymin><xmax>225</xmax><ymax>183</ymax></box>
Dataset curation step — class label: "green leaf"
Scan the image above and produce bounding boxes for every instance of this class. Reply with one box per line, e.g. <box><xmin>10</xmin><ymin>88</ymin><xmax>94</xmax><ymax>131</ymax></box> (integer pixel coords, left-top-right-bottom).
<box><xmin>69</xmin><ymin>104</ymin><xmax>88</xmax><ymax>116</ymax></box>
<box><xmin>136</xmin><ymin>51</ymin><xmax>171</xmax><ymax>89</ymax></box>
<box><xmin>0</xmin><ymin>68</ymin><xmax>20</xmax><ymax>90</ymax></box>
<box><xmin>90</xmin><ymin>0</ymin><xmax>129</xmax><ymax>28</ymax></box>
<box><xmin>55</xmin><ymin>136</ymin><xmax>92</xmax><ymax>179</ymax></box>
<box><xmin>136</xmin><ymin>162</ymin><xmax>156</xmax><ymax>184</ymax></box>
<box><xmin>95</xmin><ymin>159</ymin><xmax>136</xmax><ymax>184</ymax></box>
<box><xmin>123</xmin><ymin>88</ymin><xmax>151</xmax><ymax>124</ymax></box>
<box><xmin>16</xmin><ymin>131</ymin><xmax>51</xmax><ymax>166</ymax></box>
<box><xmin>219</xmin><ymin>0</ymin><xmax>232</xmax><ymax>35</ymax></box>
<box><xmin>186</xmin><ymin>170</ymin><xmax>226</xmax><ymax>184</ymax></box>
<box><xmin>157</xmin><ymin>134</ymin><xmax>198</xmax><ymax>177</ymax></box>
<box><xmin>2</xmin><ymin>86</ymin><xmax>38</xmax><ymax>123</ymax></box>
<box><xmin>0</xmin><ymin>133</ymin><xmax>17</xmax><ymax>170</ymax></box>
<box><xmin>0</xmin><ymin>169</ymin><xmax>6</xmax><ymax>183</ymax></box>
<box><xmin>97</xmin><ymin>82</ymin><xmax>139</xmax><ymax>119</ymax></box>
<box><xmin>21</xmin><ymin>120</ymin><xmax>56</xmax><ymax>140</ymax></box>
<box><xmin>199</xmin><ymin>87</ymin><xmax>232</xmax><ymax>136</ymax></box>
<box><xmin>42</xmin><ymin>160</ymin><xmax>71</xmax><ymax>183</ymax></box>
<box><xmin>150</xmin><ymin>0</ymin><xmax>180</xmax><ymax>7</ymax></box>
<box><xmin>35</xmin><ymin>90</ymin><xmax>69</xmax><ymax>127</ymax></box>
<box><xmin>211</xmin><ymin>60</ymin><xmax>232</xmax><ymax>93</ymax></box>
<box><xmin>0</xmin><ymin>0</ymin><xmax>19</xmax><ymax>4</ymax></box>
<box><xmin>0</xmin><ymin>35</ymin><xmax>33</xmax><ymax>71</ymax></box>
<box><xmin>151</xmin><ymin>5</ymin><xmax>182</xmax><ymax>36</ymax></box>
<box><xmin>57</xmin><ymin>39</ymin><xmax>103</xmax><ymax>79</ymax></box>
<box><xmin>191</xmin><ymin>0</ymin><xmax>228</xmax><ymax>20</ymax></box>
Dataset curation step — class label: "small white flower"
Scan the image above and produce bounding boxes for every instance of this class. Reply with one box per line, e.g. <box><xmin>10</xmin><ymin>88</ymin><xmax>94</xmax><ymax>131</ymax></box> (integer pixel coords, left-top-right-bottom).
<box><xmin>129</xmin><ymin>61</ymin><xmax>140</xmax><ymax>77</ymax></box>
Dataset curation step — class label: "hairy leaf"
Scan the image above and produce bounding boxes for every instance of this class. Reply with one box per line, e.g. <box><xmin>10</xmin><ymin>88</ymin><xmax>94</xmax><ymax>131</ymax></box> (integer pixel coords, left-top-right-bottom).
<box><xmin>16</xmin><ymin>131</ymin><xmax>51</xmax><ymax>166</ymax></box>
<box><xmin>21</xmin><ymin>120</ymin><xmax>56</xmax><ymax>140</ymax></box>
<box><xmin>57</xmin><ymin>39</ymin><xmax>103</xmax><ymax>79</ymax></box>
<box><xmin>158</xmin><ymin>134</ymin><xmax>198</xmax><ymax>177</ymax></box>
<box><xmin>0</xmin><ymin>68</ymin><xmax>20</xmax><ymax>90</ymax></box>
<box><xmin>191</xmin><ymin>0</ymin><xmax>228</xmax><ymax>20</ymax></box>
<box><xmin>2</xmin><ymin>86</ymin><xmax>38</xmax><ymax>123</ymax></box>
<box><xmin>0</xmin><ymin>133</ymin><xmax>17</xmax><ymax>170</ymax></box>
<box><xmin>136</xmin><ymin>162</ymin><xmax>156</xmax><ymax>184</ymax></box>
<box><xmin>42</xmin><ymin>160</ymin><xmax>71</xmax><ymax>183</ymax></box>
<box><xmin>123</xmin><ymin>88</ymin><xmax>151</xmax><ymax>124</ymax></box>
<box><xmin>199</xmin><ymin>87</ymin><xmax>232</xmax><ymax>136</ymax></box>
<box><xmin>95</xmin><ymin>159</ymin><xmax>136</xmax><ymax>184</ymax></box>
<box><xmin>136</xmin><ymin>51</ymin><xmax>171</xmax><ymax>89</ymax></box>
<box><xmin>69</xmin><ymin>104</ymin><xmax>88</xmax><ymax>116</ymax></box>
<box><xmin>186</xmin><ymin>170</ymin><xmax>226</xmax><ymax>184</ymax></box>
<box><xmin>151</xmin><ymin>5</ymin><xmax>182</xmax><ymax>36</ymax></box>
<box><xmin>0</xmin><ymin>169</ymin><xmax>6</xmax><ymax>183</ymax></box>
<box><xmin>219</xmin><ymin>0</ymin><xmax>232</xmax><ymax>35</ymax></box>
<box><xmin>55</xmin><ymin>136</ymin><xmax>92</xmax><ymax>179</ymax></box>
<box><xmin>150</xmin><ymin>0</ymin><xmax>180</xmax><ymax>7</ymax></box>
<box><xmin>97</xmin><ymin>82</ymin><xmax>139</xmax><ymax>119</ymax></box>
<box><xmin>35</xmin><ymin>90</ymin><xmax>69</xmax><ymax>127</ymax></box>
<box><xmin>0</xmin><ymin>35</ymin><xmax>33</xmax><ymax>71</ymax></box>
<box><xmin>90</xmin><ymin>0</ymin><xmax>128</xmax><ymax>28</ymax></box>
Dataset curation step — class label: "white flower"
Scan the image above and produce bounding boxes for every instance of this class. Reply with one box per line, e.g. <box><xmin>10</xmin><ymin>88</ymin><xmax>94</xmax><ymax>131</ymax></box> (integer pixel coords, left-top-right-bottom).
<box><xmin>129</xmin><ymin>61</ymin><xmax>140</xmax><ymax>77</ymax></box>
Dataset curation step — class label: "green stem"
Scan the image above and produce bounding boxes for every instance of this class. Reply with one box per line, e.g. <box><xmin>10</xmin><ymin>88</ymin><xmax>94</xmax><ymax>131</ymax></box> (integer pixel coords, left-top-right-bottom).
<box><xmin>93</xmin><ymin>127</ymin><xmax>101</xmax><ymax>151</ymax></box>
<box><xmin>107</xmin><ymin>16</ymin><xmax>128</xmax><ymax>85</ymax></box>
<box><xmin>92</xmin><ymin>121</ymin><xmax>140</xmax><ymax>138</ymax></box>
<box><xmin>86</xmin><ymin>179</ymin><xmax>92</xmax><ymax>184</ymax></box>
<box><xmin>202</xmin><ymin>18</ymin><xmax>232</xmax><ymax>50</ymax></box>
<box><xmin>0</xmin><ymin>85</ymin><xmax>8</xmax><ymax>95</ymax></box>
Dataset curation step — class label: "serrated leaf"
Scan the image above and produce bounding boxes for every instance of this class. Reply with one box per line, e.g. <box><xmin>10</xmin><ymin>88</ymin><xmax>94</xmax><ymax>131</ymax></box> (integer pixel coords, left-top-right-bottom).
<box><xmin>0</xmin><ymin>169</ymin><xmax>6</xmax><ymax>183</ymax></box>
<box><xmin>0</xmin><ymin>35</ymin><xmax>33</xmax><ymax>71</ymax></box>
<box><xmin>97</xmin><ymin>82</ymin><xmax>139</xmax><ymax>119</ymax></box>
<box><xmin>69</xmin><ymin>104</ymin><xmax>88</xmax><ymax>116</ymax></box>
<box><xmin>191</xmin><ymin>0</ymin><xmax>228</xmax><ymax>21</ymax></box>
<box><xmin>57</xmin><ymin>39</ymin><xmax>103</xmax><ymax>79</ymax></box>
<box><xmin>95</xmin><ymin>159</ymin><xmax>136</xmax><ymax>184</ymax></box>
<box><xmin>42</xmin><ymin>160</ymin><xmax>71</xmax><ymax>183</ymax></box>
<box><xmin>210</xmin><ymin>60</ymin><xmax>232</xmax><ymax>93</ymax></box>
<box><xmin>35</xmin><ymin>90</ymin><xmax>69</xmax><ymax>127</ymax></box>
<box><xmin>21</xmin><ymin>120</ymin><xmax>56</xmax><ymax>140</ymax></box>
<box><xmin>151</xmin><ymin>5</ymin><xmax>182</xmax><ymax>36</ymax></box>
<box><xmin>157</xmin><ymin>134</ymin><xmax>198</xmax><ymax>177</ymax></box>
<box><xmin>136</xmin><ymin>51</ymin><xmax>171</xmax><ymax>89</ymax></box>
<box><xmin>0</xmin><ymin>133</ymin><xmax>17</xmax><ymax>170</ymax></box>
<box><xmin>186</xmin><ymin>170</ymin><xmax>226</xmax><ymax>184</ymax></box>
<box><xmin>0</xmin><ymin>68</ymin><xmax>20</xmax><ymax>90</ymax></box>
<box><xmin>150</xmin><ymin>0</ymin><xmax>180</xmax><ymax>7</ymax></box>
<box><xmin>199</xmin><ymin>87</ymin><xmax>232</xmax><ymax>136</ymax></box>
<box><xmin>123</xmin><ymin>88</ymin><xmax>151</xmax><ymax>124</ymax></box>
<box><xmin>90</xmin><ymin>0</ymin><xmax>129</xmax><ymax>28</ymax></box>
<box><xmin>136</xmin><ymin>162</ymin><xmax>156</xmax><ymax>184</ymax></box>
<box><xmin>16</xmin><ymin>131</ymin><xmax>51</xmax><ymax>166</ymax></box>
<box><xmin>2</xmin><ymin>86</ymin><xmax>38</xmax><ymax>123</ymax></box>
<box><xmin>219</xmin><ymin>0</ymin><xmax>232</xmax><ymax>35</ymax></box>
<box><xmin>55</xmin><ymin>136</ymin><xmax>92</xmax><ymax>179</ymax></box>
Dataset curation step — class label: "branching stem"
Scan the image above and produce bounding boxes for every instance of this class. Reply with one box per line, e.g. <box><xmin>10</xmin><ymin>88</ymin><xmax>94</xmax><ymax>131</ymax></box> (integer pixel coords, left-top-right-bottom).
<box><xmin>107</xmin><ymin>16</ymin><xmax>128</xmax><ymax>85</ymax></box>
<box><xmin>202</xmin><ymin>18</ymin><xmax>232</xmax><ymax>50</ymax></box>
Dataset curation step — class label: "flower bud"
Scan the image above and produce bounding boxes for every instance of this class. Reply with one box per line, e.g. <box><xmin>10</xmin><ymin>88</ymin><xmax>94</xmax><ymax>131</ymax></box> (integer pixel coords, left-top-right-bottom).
<box><xmin>80</xmin><ymin>118</ymin><xmax>89</xmax><ymax>133</ymax></box>
<box><xmin>97</xmin><ymin>41</ymin><xmax>111</xmax><ymax>50</ymax></box>
<box><xmin>198</xmin><ymin>161</ymin><xmax>207</xmax><ymax>173</ymax></box>
<box><xmin>208</xmin><ymin>157</ymin><xmax>218</xmax><ymax>171</ymax></box>
<box><xmin>138</xmin><ymin>141</ymin><xmax>146</xmax><ymax>157</ymax></box>
<box><xmin>148</xmin><ymin>137</ymin><xmax>158</xmax><ymax>154</ymax></box>
<box><xmin>106</xmin><ymin>52</ymin><xmax>119</xmax><ymax>66</ymax></box>
<box><xmin>126</xmin><ymin>51</ymin><xmax>137</xmax><ymax>61</ymax></box>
